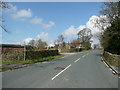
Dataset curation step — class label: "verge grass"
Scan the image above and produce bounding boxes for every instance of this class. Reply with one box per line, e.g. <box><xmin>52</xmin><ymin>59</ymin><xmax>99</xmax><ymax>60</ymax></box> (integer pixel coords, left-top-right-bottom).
<box><xmin>2</xmin><ymin>55</ymin><xmax>64</xmax><ymax>65</ymax></box>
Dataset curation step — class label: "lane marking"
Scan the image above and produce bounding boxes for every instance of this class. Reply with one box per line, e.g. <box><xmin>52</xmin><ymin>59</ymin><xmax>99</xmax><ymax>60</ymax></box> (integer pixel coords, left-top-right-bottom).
<box><xmin>82</xmin><ymin>55</ymin><xmax>86</xmax><ymax>58</ymax></box>
<box><xmin>51</xmin><ymin>64</ymin><xmax>71</xmax><ymax>80</ymax></box>
<box><xmin>86</xmin><ymin>53</ymin><xmax>89</xmax><ymax>55</ymax></box>
<box><xmin>74</xmin><ymin>58</ymin><xmax>80</xmax><ymax>62</ymax></box>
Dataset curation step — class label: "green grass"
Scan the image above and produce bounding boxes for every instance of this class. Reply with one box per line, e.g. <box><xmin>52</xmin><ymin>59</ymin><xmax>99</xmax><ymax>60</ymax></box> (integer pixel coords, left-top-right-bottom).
<box><xmin>1</xmin><ymin>67</ymin><xmax>12</xmax><ymax>71</ymax></box>
<box><xmin>2</xmin><ymin>55</ymin><xmax>64</xmax><ymax>65</ymax></box>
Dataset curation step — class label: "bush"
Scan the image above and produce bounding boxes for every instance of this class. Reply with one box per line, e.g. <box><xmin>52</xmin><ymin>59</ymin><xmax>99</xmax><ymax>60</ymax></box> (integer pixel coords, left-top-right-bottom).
<box><xmin>2</xmin><ymin>50</ymin><xmax>59</xmax><ymax>61</ymax></box>
<box><xmin>26</xmin><ymin>50</ymin><xmax>59</xmax><ymax>60</ymax></box>
<box><xmin>2</xmin><ymin>50</ymin><xmax>24</xmax><ymax>61</ymax></box>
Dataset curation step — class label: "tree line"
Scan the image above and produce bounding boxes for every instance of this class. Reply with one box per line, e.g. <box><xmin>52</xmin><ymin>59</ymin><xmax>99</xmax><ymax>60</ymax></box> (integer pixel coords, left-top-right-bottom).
<box><xmin>92</xmin><ymin>1</ymin><xmax>120</xmax><ymax>54</ymax></box>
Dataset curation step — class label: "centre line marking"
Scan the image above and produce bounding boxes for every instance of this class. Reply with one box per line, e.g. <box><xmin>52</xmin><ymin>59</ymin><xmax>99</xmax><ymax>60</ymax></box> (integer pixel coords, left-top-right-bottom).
<box><xmin>74</xmin><ymin>58</ymin><xmax>80</xmax><ymax>62</ymax></box>
<box><xmin>51</xmin><ymin>64</ymin><xmax>71</xmax><ymax>80</ymax></box>
<box><xmin>82</xmin><ymin>55</ymin><xmax>86</xmax><ymax>58</ymax></box>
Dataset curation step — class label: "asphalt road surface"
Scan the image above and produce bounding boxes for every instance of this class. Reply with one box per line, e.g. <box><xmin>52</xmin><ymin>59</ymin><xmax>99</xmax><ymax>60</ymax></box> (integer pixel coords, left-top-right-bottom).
<box><xmin>2</xmin><ymin>50</ymin><xmax>119</xmax><ymax>88</ymax></box>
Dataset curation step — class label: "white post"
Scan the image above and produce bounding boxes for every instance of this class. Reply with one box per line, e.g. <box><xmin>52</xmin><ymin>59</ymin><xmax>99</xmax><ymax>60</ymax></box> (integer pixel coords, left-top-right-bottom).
<box><xmin>24</xmin><ymin>42</ymin><xmax>26</xmax><ymax>61</ymax></box>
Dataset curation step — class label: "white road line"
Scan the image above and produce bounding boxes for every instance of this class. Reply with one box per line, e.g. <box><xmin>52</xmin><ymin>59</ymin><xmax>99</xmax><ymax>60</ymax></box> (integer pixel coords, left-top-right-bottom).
<box><xmin>74</xmin><ymin>58</ymin><xmax>80</xmax><ymax>62</ymax></box>
<box><xmin>103</xmin><ymin>61</ymin><xmax>109</xmax><ymax>68</ymax></box>
<box><xmin>109</xmin><ymin>68</ymin><xmax>112</xmax><ymax>71</ymax></box>
<box><xmin>82</xmin><ymin>55</ymin><xmax>86</xmax><ymax>58</ymax></box>
<box><xmin>51</xmin><ymin>64</ymin><xmax>71</xmax><ymax>80</ymax></box>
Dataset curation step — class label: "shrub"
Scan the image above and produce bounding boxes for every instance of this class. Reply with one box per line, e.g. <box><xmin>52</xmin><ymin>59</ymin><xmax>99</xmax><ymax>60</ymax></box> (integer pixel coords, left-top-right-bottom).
<box><xmin>2</xmin><ymin>50</ymin><xmax>59</xmax><ymax>61</ymax></box>
<box><xmin>2</xmin><ymin>50</ymin><xmax>24</xmax><ymax>61</ymax></box>
<box><xmin>26</xmin><ymin>50</ymin><xmax>59</xmax><ymax>60</ymax></box>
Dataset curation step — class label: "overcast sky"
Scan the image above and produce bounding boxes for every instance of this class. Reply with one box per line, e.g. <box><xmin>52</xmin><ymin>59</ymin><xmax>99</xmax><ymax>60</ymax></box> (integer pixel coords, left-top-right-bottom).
<box><xmin>2</xmin><ymin>2</ymin><xmax>103</xmax><ymax>46</ymax></box>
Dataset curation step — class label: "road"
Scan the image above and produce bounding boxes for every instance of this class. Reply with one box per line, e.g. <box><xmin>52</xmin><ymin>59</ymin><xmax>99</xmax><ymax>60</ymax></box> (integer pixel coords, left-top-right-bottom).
<box><xmin>2</xmin><ymin>50</ymin><xmax>119</xmax><ymax>88</ymax></box>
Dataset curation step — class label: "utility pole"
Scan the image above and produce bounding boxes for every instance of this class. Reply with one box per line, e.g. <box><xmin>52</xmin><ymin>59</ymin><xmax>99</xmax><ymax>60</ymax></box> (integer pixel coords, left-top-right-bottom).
<box><xmin>24</xmin><ymin>42</ymin><xmax>26</xmax><ymax>61</ymax></box>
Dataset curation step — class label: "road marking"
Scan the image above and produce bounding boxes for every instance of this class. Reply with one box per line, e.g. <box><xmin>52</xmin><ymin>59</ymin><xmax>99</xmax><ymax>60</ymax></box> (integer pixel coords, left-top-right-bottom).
<box><xmin>109</xmin><ymin>68</ymin><xmax>112</xmax><ymax>71</ymax></box>
<box><xmin>82</xmin><ymin>55</ymin><xmax>86</xmax><ymax>58</ymax></box>
<box><xmin>103</xmin><ymin>60</ymin><xmax>109</xmax><ymax>68</ymax></box>
<box><xmin>51</xmin><ymin>64</ymin><xmax>71</xmax><ymax>80</ymax></box>
<box><xmin>74</xmin><ymin>58</ymin><xmax>80</xmax><ymax>62</ymax></box>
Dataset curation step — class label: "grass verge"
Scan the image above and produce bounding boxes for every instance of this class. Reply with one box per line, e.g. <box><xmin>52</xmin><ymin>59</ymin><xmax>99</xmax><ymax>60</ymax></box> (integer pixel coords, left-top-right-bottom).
<box><xmin>1</xmin><ymin>55</ymin><xmax>64</xmax><ymax>71</ymax></box>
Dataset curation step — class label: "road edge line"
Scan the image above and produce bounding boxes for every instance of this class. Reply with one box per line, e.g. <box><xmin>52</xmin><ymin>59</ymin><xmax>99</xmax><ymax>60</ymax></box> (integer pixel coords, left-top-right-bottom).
<box><xmin>101</xmin><ymin>56</ymin><xmax>120</xmax><ymax>76</ymax></box>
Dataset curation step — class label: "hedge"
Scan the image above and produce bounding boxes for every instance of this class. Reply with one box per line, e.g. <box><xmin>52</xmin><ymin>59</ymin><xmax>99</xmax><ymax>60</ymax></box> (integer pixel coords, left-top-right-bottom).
<box><xmin>26</xmin><ymin>50</ymin><xmax>59</xmax><ymax>60</ymax></box>
<box><xmin>2</xmin><ymin>50</ymin><xmax>59</xmax><ymax>61</ymax></box>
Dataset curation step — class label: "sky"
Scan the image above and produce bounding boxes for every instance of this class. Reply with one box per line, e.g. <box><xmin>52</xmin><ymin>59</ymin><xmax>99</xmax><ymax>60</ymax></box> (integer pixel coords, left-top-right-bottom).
<box><xmin>2</xmin><ymin>2</ymin><xmax>103</xmax><ymax>46</ymax></box>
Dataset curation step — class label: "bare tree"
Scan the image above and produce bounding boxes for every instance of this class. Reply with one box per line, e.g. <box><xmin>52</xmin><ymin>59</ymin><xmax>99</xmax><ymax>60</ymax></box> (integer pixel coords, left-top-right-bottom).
<box><xmin>70</xmin><ymin>39</ymin><xmax>80</xmax><ymax>48</ymax></box>
<box><xmin>100</xmin><ymin>2</ymin><xmax>120</xmax><ymax>22</ymax></box>
<box><xmin>57</xmin><ymin>34</ymin><xmax>64</xmax><ymax>44</ymax></box>
<box><xmin>0</xmin><ymin>1</ymin><xmax>11</xmax><ymax>32</ymax></box>
<box><xmin>36</xmin><ymin>39</ymin><xmax>48</xmax><ymax>50</ymax></box>
<box><xmin>28</xmin><ymin>39</ymin><xmax>35</xmax><ymax>47</ymax></box>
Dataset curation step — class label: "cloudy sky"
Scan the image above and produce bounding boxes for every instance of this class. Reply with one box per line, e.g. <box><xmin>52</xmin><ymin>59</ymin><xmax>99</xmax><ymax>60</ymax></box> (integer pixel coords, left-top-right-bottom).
<box><xmin>2</xmin><ymin>2</ymin><xmax>103</xmax><ymax>46</ymax></box>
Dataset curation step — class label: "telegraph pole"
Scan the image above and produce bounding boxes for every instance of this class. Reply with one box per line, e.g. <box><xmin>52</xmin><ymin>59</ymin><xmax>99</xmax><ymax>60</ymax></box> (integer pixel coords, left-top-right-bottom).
<box><xmin>24</xmin><ymin>42</ymin><xmax>26</xmax><ymax>61</ymax></box>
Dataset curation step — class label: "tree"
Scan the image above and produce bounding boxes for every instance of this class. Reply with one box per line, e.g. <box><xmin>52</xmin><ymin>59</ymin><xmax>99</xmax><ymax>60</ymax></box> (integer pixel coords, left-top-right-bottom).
<box><xmin>0</xmin><ymin>1</ymin><xmax>11</xmax><ymax>32</ymax></box>
<box><xmin>28</xmin><ymin>39</ymin><xmax>35</xmax><ymax>47</ymax></box>
<box><xmin>90</xmin><ymin>1</ymin><xmax>120</xmax><ymax>48</ymax></box>
<box><xmin>101</xmin><ymin>17</ymin><xmax>120</xmax><ymax>54</ymax></box>
<box><xmin>100</xmin><ymin>2</ymin><xmax>120</xmax><ymax>22</ymax></box>
<box><xmin>36</xmin><ymin>39</ymin><xmax>48</xmax><ymax>50</ymax></box>
<box><xmin>57</xmin><ymin>34</ymin><xmax>65</xmax><ymax>49</ymax></box>
<box><xmin>57</xmin><ymin>34</ymin><xmax>64</xmax><ymax>44</ymax></box>
<box><xmin>77</xmin><ymin>28</ymin><xmax>92</xmax><ymax>50</ymax></box>
<box><xmin>93</xmin><ymin>44</ymin><xmax>100</xmax><ymax>49</ymax></box>
<box><xmin>70</xmin><ymin>39</ymin><xmax>80</xmax><ymax>48</ymax></box>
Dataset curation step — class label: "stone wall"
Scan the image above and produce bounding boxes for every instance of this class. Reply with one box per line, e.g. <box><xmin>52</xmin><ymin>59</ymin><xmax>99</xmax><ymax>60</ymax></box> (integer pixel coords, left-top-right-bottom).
<box><xmin>103</xmin><ymin>51</ymin><xmax>120</xmax><ymax>67</ymax></box>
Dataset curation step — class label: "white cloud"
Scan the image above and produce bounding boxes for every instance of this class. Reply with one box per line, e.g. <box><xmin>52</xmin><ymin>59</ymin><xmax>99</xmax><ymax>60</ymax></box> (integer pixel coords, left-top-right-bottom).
<box><xmin>86</xmin><ymin>16</ymin><xmax>101</xmax><ymax>36</ymax></box>
<box><xmin>37</xmin><ymin>32</ymin><xmax>49</xmax><ymax>41</ymax></box>
<box><xmin>23</xmin><ymin>38</ymin><xmax>33</xmax><ymax>44</ymax></box>
<box><xmin>47</xmin><ymin>40</ymin><xmax>54</xmax><ymax>47</ymax></box>
<box><xmin>19</xmin><ymin>18</ymin><xmax>27</xmax><ymax>22</ymax></box>
<box><xmin>43</xmin><ymin>21</ymin><xmax>55</xmax><ymax>29</ymax></box>
<box><xmin>63</xmin><ymin>25</ymin><xmax>86</xmax><ymax>39</ymax></box>
<box><xmin>9</xmin><ymin>4</ymin><xmax>55</xmax><ymax>29</ymax></box>
<box><xmin>11</xmin><ymin>8</ymin><xmax>32</xmax><ymax>19</ymax></box>
<box><xmin>63</xmin><ymin>15</ymin><xmax>110</xmax><ymax>45</ymax></box>
<box><xmin>63</xmin><ymin>26</ymin><xmax>76</xmax><ymax>38</ymax></box>
<box><xmin>30</xmin><ymin>17</ymin><xmax>42</xmax><ymax>24</ymax></box>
